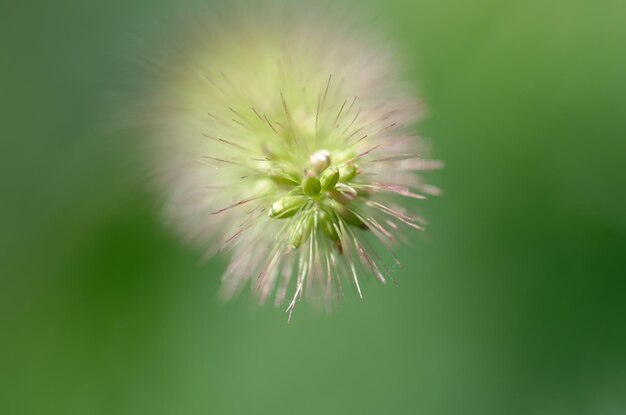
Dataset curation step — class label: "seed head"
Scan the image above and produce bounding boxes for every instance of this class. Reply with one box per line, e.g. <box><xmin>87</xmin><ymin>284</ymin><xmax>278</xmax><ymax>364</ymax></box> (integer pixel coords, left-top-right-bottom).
<box><xmin>144</xmin><ymin>6</ymin><xmax>442</xmax><ymax>320</ymax></box>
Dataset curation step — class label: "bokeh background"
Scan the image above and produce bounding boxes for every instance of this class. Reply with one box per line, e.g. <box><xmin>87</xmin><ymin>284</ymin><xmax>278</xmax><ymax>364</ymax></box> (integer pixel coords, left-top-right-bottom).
<box><xmin>2</xmin><ymin>0</ymin><xmax>626</xmax><ymax>414</ymax></box>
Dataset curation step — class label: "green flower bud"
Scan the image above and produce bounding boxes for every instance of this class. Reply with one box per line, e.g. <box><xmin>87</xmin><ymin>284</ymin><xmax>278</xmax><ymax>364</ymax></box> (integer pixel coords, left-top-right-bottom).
<box><xmin>319</xmin><ymin>166</ymin><xmax>340</xmax><ymax>191</ymax></box>
<box><xmin>301</xmin><ymin>175</ymin><xmax>321</xmax><ymax>197</ymax></box>
<box><xmin>338</xmin><ymin>164</ymin><xmax>358</xmax><ymax>182</ymax></box>
<box><xmin>268</xmin><ymin>195</ymin><xmax>307</xmax><ymax>218</ymax></box>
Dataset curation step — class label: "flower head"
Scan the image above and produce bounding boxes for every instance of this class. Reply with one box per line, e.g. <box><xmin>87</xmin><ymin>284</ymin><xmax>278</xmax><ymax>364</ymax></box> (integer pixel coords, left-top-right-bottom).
<box><xmin>145</xmin><ymin>7</ymin><xmax>441</xmax><ymax>319</ymax></box>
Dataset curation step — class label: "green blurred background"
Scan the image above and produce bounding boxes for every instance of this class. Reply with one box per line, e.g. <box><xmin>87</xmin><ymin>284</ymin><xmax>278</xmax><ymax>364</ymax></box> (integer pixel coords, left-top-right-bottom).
<box><xmin>2</xmin><ymin>0</ymin><xmax>626</xmax><ymax>414</ymax></box>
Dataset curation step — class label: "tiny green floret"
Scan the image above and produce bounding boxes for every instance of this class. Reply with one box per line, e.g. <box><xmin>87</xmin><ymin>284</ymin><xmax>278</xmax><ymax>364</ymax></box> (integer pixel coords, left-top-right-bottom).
<box><xmin>268</xmin><ymin>195</ymin><xmax>307</xmax><ymax>219</ymax></box>
<box><xmin>301</xmin><ymin>175</ymin><xmax>322</xmax><ymax>197</ymax></box>
<box><xmin>320</xmin><ymin>166</ymin><xmax>340</xmax><ymax>191</ymax></box>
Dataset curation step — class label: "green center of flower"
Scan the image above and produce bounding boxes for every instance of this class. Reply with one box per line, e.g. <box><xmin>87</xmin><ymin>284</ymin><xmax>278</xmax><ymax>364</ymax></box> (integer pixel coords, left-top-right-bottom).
<box><xmin>267</xmin><ymin>149</ymin><xmax>367</xmax><ymax>250</ymax></box>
